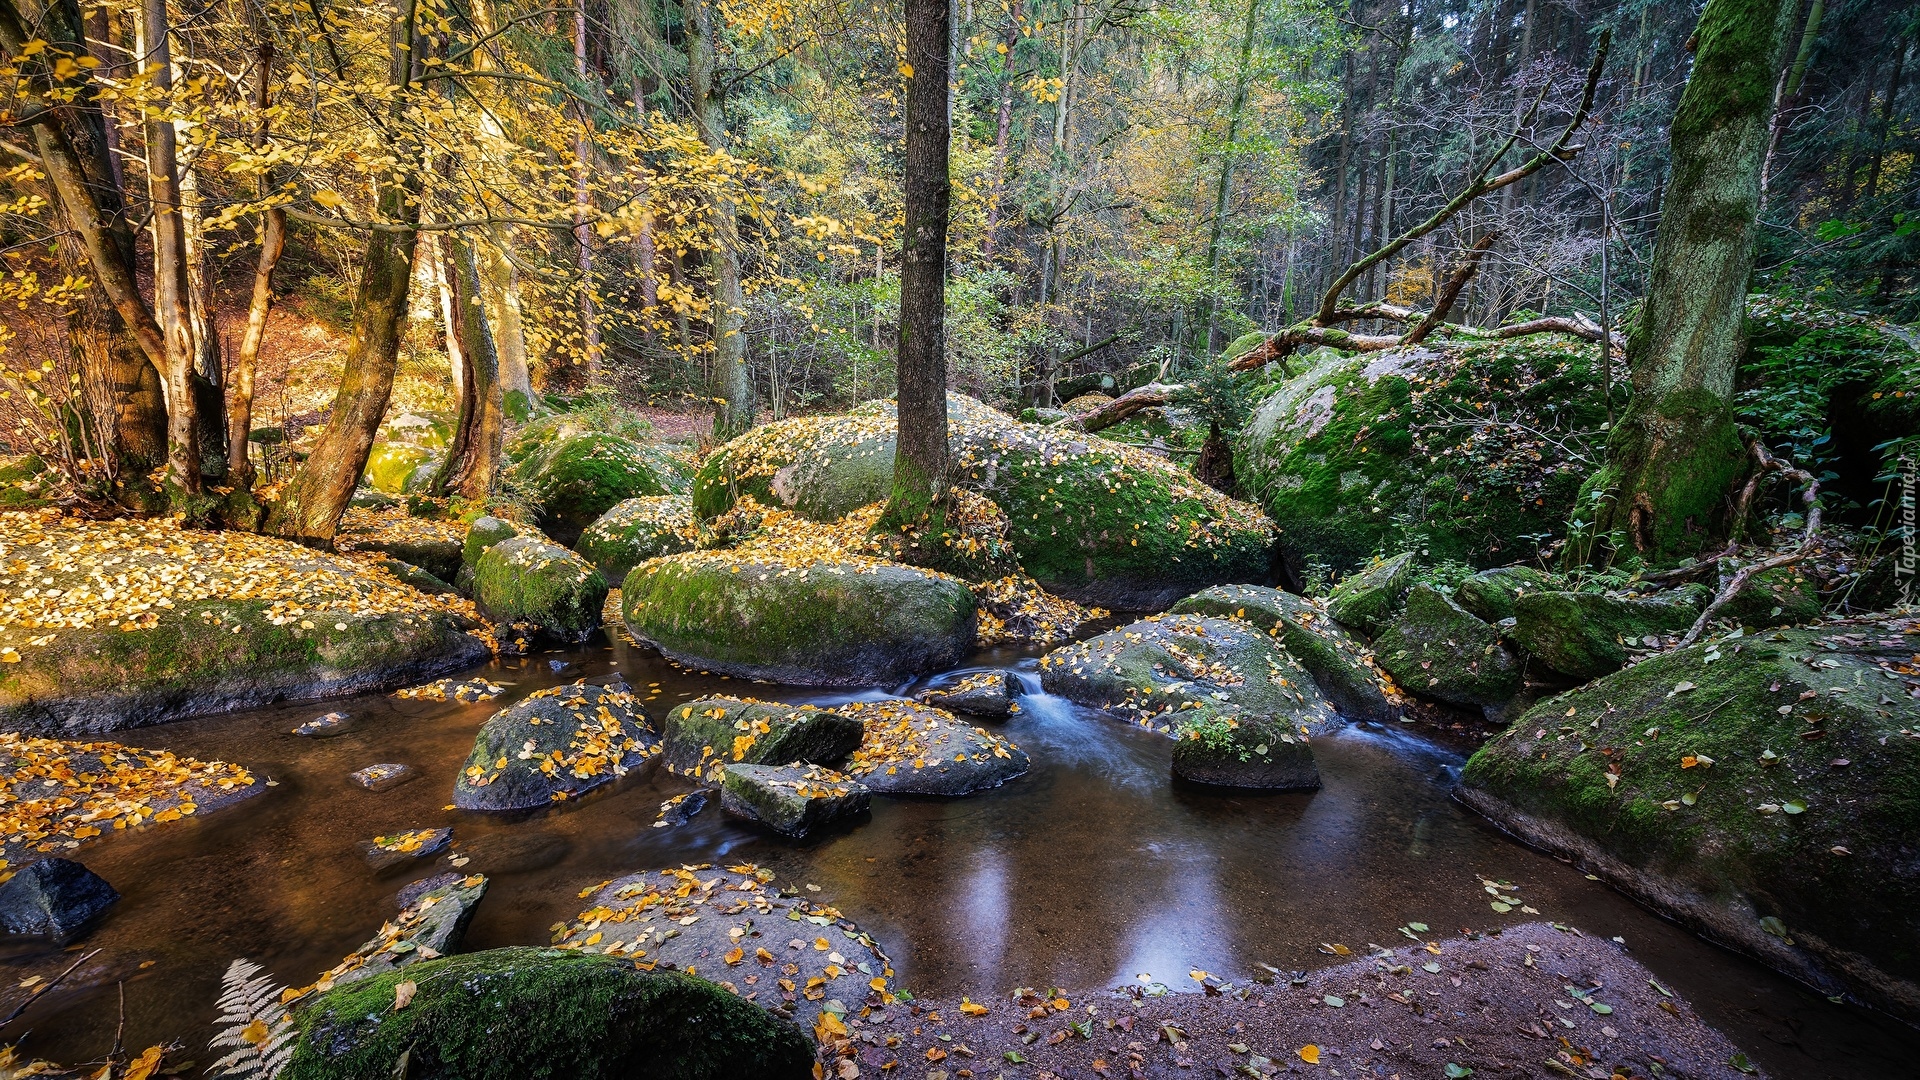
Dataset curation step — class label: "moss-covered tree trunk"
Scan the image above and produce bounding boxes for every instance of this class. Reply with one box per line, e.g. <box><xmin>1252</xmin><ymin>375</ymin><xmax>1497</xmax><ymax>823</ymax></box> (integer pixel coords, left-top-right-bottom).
<box><xmin>1584</xmin><ymin>0</ymin><xmax>1798</xmax><ymax>562</ymax></box>
<box><xmin>684</xmin><ymin>0</ymin><xmax>753</xmax><ymax>443</ymax></box>
<box><xmin>887</xmin><ymin>0</ymin><xmax>951</xmax><ymax>525</ymax></box>
<box><xmin>434</xmin><ymin>237</ymin><xmax>503</xmax><ymax>500</ymax></box>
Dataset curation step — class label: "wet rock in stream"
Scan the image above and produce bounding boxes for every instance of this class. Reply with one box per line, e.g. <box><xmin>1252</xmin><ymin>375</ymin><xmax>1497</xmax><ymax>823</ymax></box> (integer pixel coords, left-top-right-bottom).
<box><xmin>719</xmin><ymin>763</ymin><xmax>871</xmax><ymax>838</ymax></box>
<box><xmin>915</xmin><ymin>669</ymin><xmax>1014</xmax><ymax>719</ymax></box>
<box><xmin>0</xmin><ymin>858</ymin><xmax>117</xmax><ymax>940</ymax></box>
<box><xmin>661</xmin><ymin>697</ymin><xmax>863</xmax><ymax>782</ymax></box>
<box><xmin>361</xmin><ymin>828</ymin><xmax>452</xmax><ymax>872</ymax></box>
<box><xmin>452</xmin><ymin>679</ymin><xmax>658</xmax><ymax>811</ymax></box>
<box><xmin>349</xmin><ymin>763</ymin><xmax>416</xmax><ymax>792</ymax></box>
<box><xmin>837</xmin><ymin>699</ymin><xmax>1029</xmax><ymax>796</ymax></box>
<box><xmin>316</xmin><ymin>874</ymin><xmax>489</xmax><ymax>991</ymax></box>
<box><xmin>293</xmin><ymin>712</ymin><xmax>349</xmax><ymax>737</ymax></box>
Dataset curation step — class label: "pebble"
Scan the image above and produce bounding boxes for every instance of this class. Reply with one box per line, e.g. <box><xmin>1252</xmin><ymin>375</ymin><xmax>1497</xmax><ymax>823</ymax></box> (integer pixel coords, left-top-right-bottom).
<box><xmin>351</xmin><ymin>763</ymin><xmax>418</xmax><ymax>792</ymax></box>
<box><xmin>294</xmin><ymin>712</ymin><xmax>349</xmax><ymax>737</ymax></box>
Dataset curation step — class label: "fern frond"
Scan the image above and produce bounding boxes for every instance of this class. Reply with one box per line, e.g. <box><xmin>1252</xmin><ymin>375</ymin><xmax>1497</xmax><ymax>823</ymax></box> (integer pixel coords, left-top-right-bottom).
<box><xmin>207</xmin><ymin>958</ymin><xmax>297</xmax><ymax>1079</ymax></box>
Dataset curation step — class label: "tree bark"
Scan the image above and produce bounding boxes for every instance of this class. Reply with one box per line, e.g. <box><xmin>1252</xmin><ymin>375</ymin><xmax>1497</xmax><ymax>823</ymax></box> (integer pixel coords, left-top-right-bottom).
<box><xmin>981</xmin><ymin>0</ymin><xmax>1020</xmax><ymax>256</ymax></box>
<box><xmin>1863</xmin><ymin>38</ymin><xmax>1908</xmax><ymax>202</ymax></box>
<box><xmin>228</xmin><ymin>25</ymin><xmax>284</xmax><ymax>487</ymax></box>
<box><xmin>887</xmin><ymin>0</ymin><xmax>951</xmax><ymax>524</ymax></box>
<box><xmin>1586</xmin><ymin>0</ymin><xmax>1797</xmax><ymax>563</ymax></box>
<box><xmin>1200</xmin><ymin>0</ymin><xmax>1261</xmax><ymax>356</ymax></box>
<box><xmin>434</xmin><ymin>236</ymin><xmax>503</xmax><ymax>499</ymax></box>
<box><xmin>684</xmin><ymin>0</ymin><xmax>752</xmax><ymax>441</ymax></box>
<box><xmin>570</xmin><ymin>0</ymin><xmax>601</xmax><ymax>380</ymax></box>
<box><xmin>478</xmin><ymin>233</ymin><xmax>535</xmax><ymax>418</ymax></box>
<box><xmin>141</xmin><ymin>0</ymin><xmax>201</xmax><ymax>496</ymax></box>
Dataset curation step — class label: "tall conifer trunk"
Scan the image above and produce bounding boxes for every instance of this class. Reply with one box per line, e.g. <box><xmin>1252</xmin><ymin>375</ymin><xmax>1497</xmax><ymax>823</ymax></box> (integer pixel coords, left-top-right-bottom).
<box><xmin>887</xmin><ymin>0</ymin><xmax>951</xmax><ymax>524</ymax></box>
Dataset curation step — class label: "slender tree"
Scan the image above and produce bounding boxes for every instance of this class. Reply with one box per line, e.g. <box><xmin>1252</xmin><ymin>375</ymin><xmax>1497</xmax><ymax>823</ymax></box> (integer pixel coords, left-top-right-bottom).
<box><xmin>886</xmin><ymin>0</ymin><xmax>951</xmax><ymax>524</ymax></box>
<box><xmin>142</xmin><ymin>0</ymin><xmax>202</xmax><ymax>496</ymax></box>
<box><xmin>228</xmin><ymin>12</ymin><xmax>286</xmax><ymax>487</ymax></box>
<box><xmin>684</xmin><ymin>0</ymin><xmax>752</xmax><ymax>442</ymax></box>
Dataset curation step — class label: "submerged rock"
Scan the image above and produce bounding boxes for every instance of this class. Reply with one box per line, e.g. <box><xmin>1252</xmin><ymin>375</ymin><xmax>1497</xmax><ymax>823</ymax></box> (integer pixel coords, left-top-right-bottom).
<box><xmin>660</xmin><ymin>697</ymin><xmax>863</xmax><ymax>783</ymax></box>
<box><xmin>916</xmin><ymin>670</ymin><xmax>1014</xmax><ymax>719</ymax></box>
<box><xmin>1169</xmin><ymin>706</ymin><xmax>1320</xmax><ymax>791</ymax></box>
<box><xmin>720</xmin><ymin>764</ymin><xmax>871</xmax><ymax>838</ymax></box>
<box><xmin>0</xmin><ymin>858</ymin><xmax>117</xmax><ymax>940</ymax></box>
<box><xmin>1040</xmin><ymin>614</ymin><xmax>1340</xmax><ymax>736</ymax></box>
<box><xmin>622</xmin><ymin>551</ymin><xmax>977</xmax><ymax>686</ymax></box>
<box><xmin>361</xmin><ymin>828</ymin><xmax>452</xmax><ymax>872</ymax></box>
<box><xmin>471</xmin><ymin>536</ymin><xmax>609</xmax><ymax>643</ymax></box>
<box><xmin>576</xmin><ymin>495</ymin><xmax>698</xmax><ymax>586</ymax></box>
<box><xmin>0</xmin><ymin>516</ymin><xmax>489</xmax><ymax>734</ymax></box>
<box><xmin>294</xmin><ymin>712</ymin><xmax>349</xmax><ymax>738</ymax></box>
<box><xmin>839</xmin><ymin>699</ymin><xmax>1030</xmax><ymax>795</ymax></box>
<box><xmin>1453</xmin><ymin>565</ymin><xmax>1555</xmax><ymax>624</ymax></box>
<box><xmin>453</xmin><ymin>680</ymin><xmax>658</xmax><ymax>811</ymax></box>
<box><xmin>1324</xmin><ymin>551</ymin><xmax>1414</xmax><ymax>636</ymax></box>
<box><xmin>1169</xmin><ymin>584</ymin><xmax>1393</xmax><ymax>722</ymax></box>
<box><xmin>1373</xmin><ymin>586</ymin><xmax>1523</xmax><ymax>709</ymax></box>
<box><xmin>1460</xmin><ymin>618</ymin><xmax>1920</xmax><ymax>1024</ymax></box>
<box><xmin>350</xmin><ymin>763</ymin><xmax>417</xmax><ymax>792</ymax></box>
<box><xmin>1512</xmin><ymin>586</ymin><xmax>1707</xmax><ymax>681</ymax></box>
<box><xmin>693</xmin><ymin>394</ymin><xmax>1274</xmax><ymax>608</ymax></box>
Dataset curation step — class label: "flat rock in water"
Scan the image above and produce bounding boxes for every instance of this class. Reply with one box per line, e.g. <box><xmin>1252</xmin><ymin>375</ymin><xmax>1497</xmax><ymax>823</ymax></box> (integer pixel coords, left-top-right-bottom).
<box><xmin>320</xmin><ymin>874</ymin><xmax>489</xmax><ymax>991</ymax></box>
<box><xmin>453</xmin><ymin>680</ymin><xmax>658</xmax><ymax>811</ymax></box>
<box><xmin>651</xmin><ymin>790</ymin><xmax>707</xmax><ymax>828</ymax></box>
<box><xmin>294</xmin><ymin>712</ymin><xmax>349</xmax><ymax>737</ymax></box>
<box><xmin>660</xmin><ymin>697</ymin><xmax>864</xmax><ymax>782</ymax></box>
<box><xmin>916</xmin><ymin>670</ymin><xmax>1013</xmax><ymax>719</ymax></box>
<box><xmin>396</xmin><ymin>872</ymin><xmax>462</xmax><ymax>910</ymax></box>
<box><xmin>351</xmin><ymin>763</ymin><xmax>417</xmax><ymax>792</ymax></box>
<box><xmin>361</xmin><ymin>828</ymin><xmax>453</xmax><ymax>872</ymax></box>
<box><xmin>838</xmin><ymin>699</ymin><xmax>1029</xmax><ymax>796</ymax></box>
<box><xmin>720</xmin><ymin>764</ymin><xmax>871</xmax><ymax>838</ymax></box>
<box><xmin>1169</xmin><ymin>707</ymin><xmax>1321</xmax><ymax>791</ymax></box>
<box><xmin>0</xmin><ymin>858</ymin><xmax>117</xmax><ymax>940</ymax></box>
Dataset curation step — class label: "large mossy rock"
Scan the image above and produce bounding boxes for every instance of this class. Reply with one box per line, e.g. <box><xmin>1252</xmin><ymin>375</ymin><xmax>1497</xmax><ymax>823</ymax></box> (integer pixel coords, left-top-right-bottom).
<box><xmin>1039</xmin><ymin>614</ymin><xmax>1340</xmax><ymax>735</ymax></box>
<box><xmin>660</xmin><ymin>696</ymin><xmax>864</xmax><ymax>782</ymax></box>
<box><xmin>1324</xmin><ymin>551</ymin><xmax>1414</xmax><ymax>636</ymax></box>
<box><xmin>472</xmin><ymin>536</ymin><xmax>609</xmax><ymax>642</ymax></box>
<box><xmin>838</xmin><ymin>699</ymin><xmax>1030</xmax><ymax>795</ymax></box>
<box><xmin>577</xmin><ymin>495</ymin><xmax>697</xmax><ymax>587</ymax></box>
<box><xmin>1460</xmin><ymin>620</ymin><xmax>1920</xmax><ymax>1023</ymax></box>
<box><xmin>453</xmin><ymin>680</ymin><xmax>658</xmax><ymax>810</ymax></box>
<box><xmin>284</xmin><ymin>947</ymin><xmax>814</xmax><ymax>1080</ymax></box>
<box><xmin>1511</xmin><ymin>587</ymin><xmax>1707</xmax><ymax>681</ymax></box>
<box><xmin>1169</xmin><ymin>706</ymin><xmax>1321</xmax><ymax>790</ymax></box>
<box><xmin>1722</xmin><ymin>566</ymin><xmax>1824</xmax><ymax>628</ymax></box>
<box><xmin>0</xmin><ymin>516</ymin><xmax>487</xmax><ymax>735</ymax></box>
<box><xmin>719</xmin><ymin>763</ymin><xmax>870</xmax><ymax>838</ymax></box>
<box><xmin>1170</xmin><ymin>584</ymin><xmax>1393</xmax><ymax>722</ymax></box>
<box><xmin>692</xmin><ymin>394</ymin><xmax>1274</xmax><ymax>608</ymax></box>
<box><xmin>622</xmin><ymin>552</ymin><xmax>977</xmax><ymax>685</ymax></box>
<box><xmin>363</xmin><ymin>442</ymin><xmax>435</xmax><ymax>494</ymax></box>
<box><xmin>511</xmin><ymin>432</ymin><xmax>673</xmax><ymax>545</ymax></box>
<box><xmin>335</xmin><ymin>507</ymin><xmax>465</xmax><ymax>581</ymax></box>
<box><xmin>1236</xmin><ymin>340</ymin><xmax>1608</xmax><ymax>576</ymax></box>
<box><xmin>1373</xmin><ymin>585</ymin><xmax>1522</xmax><ymax>709</ymax></box>
<box><xmin>1454</xmin><ymin>565</ymin><xmax>1555</xmax><ymax>623</ymax></box>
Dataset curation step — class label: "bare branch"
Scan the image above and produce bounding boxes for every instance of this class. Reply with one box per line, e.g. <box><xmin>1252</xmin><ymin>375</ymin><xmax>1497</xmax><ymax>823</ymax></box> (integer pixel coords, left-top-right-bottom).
<box><xmin>1404</xmin><ymin>231</ymin><xmax>1498</xmax><ymax>345</ymax></box>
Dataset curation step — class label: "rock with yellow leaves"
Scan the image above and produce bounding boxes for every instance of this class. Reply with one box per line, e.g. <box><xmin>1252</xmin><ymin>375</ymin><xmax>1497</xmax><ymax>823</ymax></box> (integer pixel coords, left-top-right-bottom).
<box><xmin>577</xmin><ymin>495</ymin><xmax>698</xmax><ymax>587</ymax></box>
<box><xmin>660</xmin><ymin>697</ymin><xmax>863</xmax><ymax>782</ymax></box>
<box><xmin>916</xmin><ymin>669</ymin><xmax>1014</xmax><ymax>719</ymax></box>
<box><xmin>1170</xmin><ymin>584</ymin><xmax>1394</xmax><ymax>722</ymax></box>
<box><xmin>452</xmin><ymin>679</ymin><xmax>659</xmax><ymax>811</ymax></box>
<box><xmin>323</xmin><ymin>874</ymin><xmax>489</xmax><ymax>991</ymax></box>
<box><xmin>720</xmin><ymin>763</ymin><xmax>871</xmax><ymax>838</ymax></box>
<box><xmin>838</xmin><ymin>699</ymin><xmax>1030</xmax><ymax>796</ymax></box>
<box><xmin>1039</xmin><ymin>614</ymin><xmax>1341</xmax><ymax>736</ymax></box>
<box><xmin>622</xmin><ymin>551</ymin><xmax>977</xmax><ymax>686</ymax></box>
<box><xmin>0</xmin><ymin>514</ymin><xmax>489</xmax><ymax>734</ymax></box>
<box><xmin>471</xmin><ymin>536</ymin><xmax>609</xmax><ymax>643</ymax></box>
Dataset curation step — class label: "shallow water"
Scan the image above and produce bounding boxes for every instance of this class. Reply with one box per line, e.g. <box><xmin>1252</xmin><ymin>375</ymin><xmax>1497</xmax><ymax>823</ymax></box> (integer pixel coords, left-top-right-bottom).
<box><xmin>6</xmin><ymin>631</ymin><xmax>1916</xmax><ymax>1078</ymax></box>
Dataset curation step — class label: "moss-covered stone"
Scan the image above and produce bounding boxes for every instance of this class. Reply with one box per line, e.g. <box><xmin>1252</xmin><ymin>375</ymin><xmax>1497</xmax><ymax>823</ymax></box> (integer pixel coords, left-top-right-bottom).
<box><xmin>472</xmin><ymin>536</ymin><xmax>609</xmax><ymax>643</ymax></box>
<box><xmin>453</xmin><ymin>680</ymin><xmax>658</xmax><ymax>810</ymax></box>
<box><xmin>1373</xmin><ymin>586</ymin><xmax>1522</xmax><ymax>709</ymax></box>
<box><xmin>916</xmin><ymin>670</ymin><xmax>1013</xmax><ymax>719</ymax></box>
<box><xmin>335</xmin><ymin>509</ymin><xmax>464</xmax><ymax>581</ymax></box>
<box><xmin>622</xmin><ymin>552</ymin><xmax>977</xmax><ymax>685</ymax></box>
<box><xmin>1459</xmin><ymin>619</ymin><xmax>1920</xmax><ymax>1023</ymax></box>
<box><xmin>1722</xmin><ymin>566</ymin><xmax>1824</xmax><ymax>628</ymax></box>
<box><xmin>1512</xmin><ymin>587</ymin><xmax>1708</xmax><ymax>681</ymax></box>
<box><xmin>461</xmin><ymin>516</ymin><xmax>519</xmax><ymax>569</ymax></box>
<box><xmin>0</xmin><ymin>516</ymin><xmax>488</xmax><ymax>735</ymax></box>
<box><xmin>511</xmin><ymin>432</ymin><xmax>673</xmax><ymax>545</ymax></box>
<box><xmin>1454</xmin><ymin>566</ymin><xmax>1555</xmax><ymax>623</ymax></box>
<box><xmin>1235</xmin><ymin>341</ymin><xmax>1611</xmax><ymax>576</ymax></box>
<box><xmin>1170</xmin><ymin>705</ymin><xmax>1321</xmax><ymax>790</ymax></box>
<box><xmin>1324</xmin><ymin>551</ymin><xmax>1414</xmax><ymax>635</ymax></box>
<box><xmin>1039</xmin><ymin>614</ymin><xmax>1340</xmax><ymax>736</ymax></box>
<box><xmin>577</xmin><ymin>495</ymin><xmax>697</xmax><ymax>587</ymax></box>
<box><xmin>659</xmin><ymin>696</ymin><xmax>864</xmax><ymax>782</ymax></box>
<box><xmin>363</xmin><ymin>442</ymin><xmax>434</xmax><ymax>494</ymax></box>
<box><xmin>693</xmin><ymin>395</ymin><xmax>1274</xmax><ymax>609</ymax></box>
<box><xmin>1170</xmin><ymin>584</ymin><xmax>1393</xmax><ymax>722</ymax></box>
<box><xmin>284</xmin><ymin>947</ymin><xmax>814</xmax><ymax>1080</ymax></box>
<box><xmin>838</xmin><ymin>699</ymin><xmax>1030</xmax><ymax>795</ymax></box>
<box><xmin>328</xmin><ymin>875</ymin><xmax>487</xmax><ymax>988</ymax></box>
<box><xmin>719</xmin><ymin>763</ymin><xmax>870</xmax><ymax>838</ymax></box>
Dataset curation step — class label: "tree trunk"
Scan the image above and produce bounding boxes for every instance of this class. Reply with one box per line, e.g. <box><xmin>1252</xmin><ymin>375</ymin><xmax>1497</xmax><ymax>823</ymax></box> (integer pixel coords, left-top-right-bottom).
<box><xmin>1863</xmin><ymin>39</ymin><xmax>1908</xmax><ymax>202</ymax></box>
<box><xmin>887</xmin><ymin>0</ymin><xmax>951</xmax><ymax>524</ymax></box>
<box><xmin>180</xmin><ymin>158</ymin><xmax>227</xmax><ymax>476</ymax></box>
<box><xmin>434</xmin><ymin>237</ymin><xmax>503</xmax><ymax>499</ymax></box>
<box><xmin>1586</xmin><ymin>0</ymin><xmax>1797</xmax><ymax>563</ymax></box>
<box><xmin>684</xmin><ymin>0</ymin><xmax>752</xmax><ymax>441</ymax></box>
<box><xmin>228</xmin><ymin>25</ymin><xmax>284</xmax><ymax>488</ymax></box>
<box><xmin>141</xmin><ymin>0</ymin><xmax>200</xmax><ymax>497</ymax></box>
<box><xmin>570</xmin><ymin>0</ymin><xmax>601</xmax><ymax>381</ymax></box>
<box><xmin>981</xmin><ymin>0</ymin><xmax>1020</xmax><ymax>256</ymax></box>
<box><xmin>478</xmin><ymin>233</ymin><xmax>535</xmax><ymax>419</ymax></box>
<box><xmin>1200</xmin><ymin>0</ymin><xmax>1261</xmax><ymax>356</ymax></box>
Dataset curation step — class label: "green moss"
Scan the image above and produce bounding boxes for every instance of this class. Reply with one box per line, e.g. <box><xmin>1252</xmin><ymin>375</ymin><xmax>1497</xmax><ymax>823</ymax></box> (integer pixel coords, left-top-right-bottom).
<box><xmin>284</xmin><ymin>948</ymin><xmax>814</xmax><ymax>1080</ymax></box>
<box><xmin>1324</xmin><ymin>551</ymin><xmax>1414</xmax><ymax>635</ymax></box>
<box><xmin>1512</xmin><ymin>586</ymin><xmax>1708</xmax><ymax>680</ymax></box>
<box><xmin>1454</xmin><ymin>566</ymin><xmax>1555</xmax><ymax>623</ymax></box>
<box><xmin>660</xmin><ymin>696</ymin><xmax>863</xmax><ymax>781</ymax></box>
<box><xmin>364</xmin><ymin>443</ymin><xmax>434</xmax><ymax>495</ymax></box>
<box><xmin>1373</xmin><ymin>585</ymin><xmax>1521</xmax><ymax>708</ymax></box>
<box><xmin>1169</xmin><ymin>584</ymin><xmax>1393</xmax><ymax>721</ymax></box>
<box><xmin>577</xmin><ymin>496</ymin><xmax>698</xmax><ymax>587</ymax></box>
<box><xmin>472</xmin><ymin>537</ymin><xmax>609</xmax><ymax>642</ymax></box>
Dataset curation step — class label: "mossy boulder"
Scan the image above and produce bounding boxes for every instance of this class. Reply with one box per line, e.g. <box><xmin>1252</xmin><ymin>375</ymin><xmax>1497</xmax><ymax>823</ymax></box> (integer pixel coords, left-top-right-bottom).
<box><xmin>1236</xmin><ymin>340</ymin><xmax>1611</xmax><ymax>576</ymax></box>
<box><xmin>577</xmin><ymin>495</ymin><xmax>697</xmax><ymax>587</ymax></box>
<box><xmin>837</xmin><ymin>699</ymin><xmax>1030</xmax><ymax>795</ymax></box>
<box><xmin>0</xmin><ymin>516</ymin><xmax>488</xmax><ymax>735</ymax></box>
<box><xmin>1373</xmin><ymin>586</ymin><xmax>1523</xmax><ymax>709</ymax></box>
<box><xmin>283</xmin><ymin>947</ymin><xmax>814</xmax><ymax>1080</ymax></box>
<box><xmin>0</xmin><ymin>454</ymin><xmax>49</xmax><ymax>508</ymax></box>
<box><xmin>1722</xmin><ymin>566</ymin><xmax>1824</xmax><ymax>628</ymax></box>
<box><xmin>453</xmin><ymin>680</ymin><xmax>658</xmax><ymax>811</ymax></box>
<box><xmin>719</xmin><ymin>764</ymin><xmax>870</xmax><ymax>838</ymax></box>
<box><xmin>1459</xmin><ymin>620</ymin><xmax>1920</xmax><ymax>1023</ymax></box>
<box><xmin>336</xmin><ymin>511</ymin><xmax>464</xmax><ymax>581</ymax></box>
<box><xmin>1039</xmin><ymin>614</ymin><xmax>1340</xmax><ymax>736</ymax></box>
<box><xmin>692</xmin><ymin>394</ymin><xmax>1274</xmax><ymax>608</ymax></box>
<box><xmin>659</xmin><ymin>696</ymin><xmax>864</xmax><ymax>782</ymax></box>
<box><xmin>1324</xmin><ymin>551</ymin><xmax>1415</xmax><ymax>635</ymax></box>
<box><xmin>511</xmin><ymin>432</ymin><xmax>675</xmax><ymax>545</ymax></box>
<box><xmin>1170</xmin><ymin>706</ymin><xmax>1321</xmax><ymax>790</ymax></box>
<box><xmin>379</xmin><ymin>412</ymin><xmax>452</xmax><ymax>450</ymax></box>
<box><xmin>1169</xmin><ymin>584</ymin><xmax>1393</xmax><ymax>722</ymax></box>
<box><xmin>1454</xmin><ymin>565</ymin><xmax>1555</xmax><ymax>623</ymax></box>
<box><xmin>622</xmin><ymin>552</ymin><xmax>977</xmax><ymax>686</ymax></box>
<box><xmin>363</xmin><ymin>442</ymin><xmax>434</xmax><ymax>494</ymax></box>
<box><xmin>1512</xmin><ymin>587</ymin><xmax>1708</xmax><ymax>681</ymax></box>
<box><xmin>472</xmin><ymin>536</ymin><xmax>609</xmax><ymax>643</ymax></box>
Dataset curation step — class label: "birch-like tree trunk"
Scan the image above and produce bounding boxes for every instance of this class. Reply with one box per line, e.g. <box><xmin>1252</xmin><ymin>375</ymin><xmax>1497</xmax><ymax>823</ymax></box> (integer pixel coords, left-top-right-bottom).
<box><xmin>141</xmin><ymin>0</ymin><xmax>201</xmax><ymax>496</ymax></box>
<box><xmin>228</xmin><ymin>25</ymin><xmax>285</xmax><ymax>487</ymax></box>
<box><xmin>434</xmin><ymin>237</ymin><xmax>502</xmax><ymax>499</ymax></box>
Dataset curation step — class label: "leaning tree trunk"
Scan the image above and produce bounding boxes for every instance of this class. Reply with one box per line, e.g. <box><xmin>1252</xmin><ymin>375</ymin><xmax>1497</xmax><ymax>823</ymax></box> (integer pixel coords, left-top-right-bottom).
<box><xmin>433</xmin><ymin>237</ymin><xmax>503</xmax><ymax>499</ymax></box>
<box><xmin>684</xmin><ymin>0</ymin><xmax>753</xmax><ymax>442</ymax></box>
<box><xmin>228</xmin><ymin>23</ymin><xmax>286</xmax><ymax>488</ymax></box>
<box><xmin>1584</xmin><ymin>0</ymin><xmax>1798</xmax><ymax>563</ymax></box>
<box><xmin>886</xmin><ymin>0</ymin><xmax>951</xmax><ymax>525</ymax></box>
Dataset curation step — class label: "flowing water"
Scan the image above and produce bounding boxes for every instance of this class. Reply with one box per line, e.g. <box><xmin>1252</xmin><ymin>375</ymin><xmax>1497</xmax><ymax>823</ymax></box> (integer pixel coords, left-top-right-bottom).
<box><xmin>5</xmin><ymin>630</ymin><xmax>1916</xmax><ymax>1077</ymax></box>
